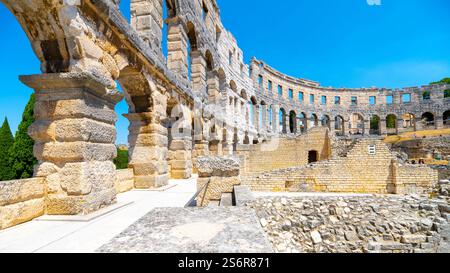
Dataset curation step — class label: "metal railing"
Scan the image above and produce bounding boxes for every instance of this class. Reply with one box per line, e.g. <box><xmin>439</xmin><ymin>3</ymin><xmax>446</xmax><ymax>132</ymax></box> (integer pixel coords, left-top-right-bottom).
<box><xmin>184</xmin><ymin>179</ymin><xmax>211</xmax><ymax>208</ymax></box>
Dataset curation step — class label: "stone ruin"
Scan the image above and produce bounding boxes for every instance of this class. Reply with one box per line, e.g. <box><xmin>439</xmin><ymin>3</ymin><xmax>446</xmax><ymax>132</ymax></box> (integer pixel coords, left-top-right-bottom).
<box><xmin>0</xmin><ymin>0</ymin><xmax>448</xmax><ymax>249</ymax></box>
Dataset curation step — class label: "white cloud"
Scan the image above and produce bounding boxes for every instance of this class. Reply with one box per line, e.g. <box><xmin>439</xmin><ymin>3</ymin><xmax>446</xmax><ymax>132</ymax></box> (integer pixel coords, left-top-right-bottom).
<box><xmin>367</xmin><ymin>0</ymin><xmax>382</xmax><ymax>6</ymax></box>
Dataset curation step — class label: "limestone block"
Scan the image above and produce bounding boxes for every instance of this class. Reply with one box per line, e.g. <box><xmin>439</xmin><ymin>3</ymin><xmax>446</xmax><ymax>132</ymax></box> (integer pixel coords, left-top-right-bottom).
<box><xmin>0</xmin><ymin>198</ymin><xmax>45</xmax><ymax>230</ymax></box>
<box><xmin>134</xmin><ymin>174</ymin><xmax>169</xmax><ymax>189</ymax></box>
<box><xmin>36</xmin><ymin>142</ymin><xmax>116</xmax><ymax>162</ymax></box>
<box><xmin>197</xmin><ymin>156</ymin><xmax>240</xmax><ymax>177</ymax></box>
<box><xmin>115</xmin><ymin>169</ymin><xmax>135</xmax><ymax>193</ymax></box>
<box><xmin>46</xmin><ymin>188</ymin><xmax>116</xmax><ymax>215</ymax></box>
<box><xmin>0</xmin><ymin>178</ymin><xmax>45</xmax><ymax>206</ymax></box>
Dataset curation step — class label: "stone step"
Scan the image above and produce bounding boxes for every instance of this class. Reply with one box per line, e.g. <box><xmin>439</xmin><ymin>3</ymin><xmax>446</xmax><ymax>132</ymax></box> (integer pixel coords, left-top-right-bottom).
<box><xmin>207</xmin><ymin>201</ymin><xmax>220</xmax><ymax>207</ymax></box>
<box><xmin>220</xmin><ymin>193</ymin><xmax>233</xmax><ymax>207</ymax></box>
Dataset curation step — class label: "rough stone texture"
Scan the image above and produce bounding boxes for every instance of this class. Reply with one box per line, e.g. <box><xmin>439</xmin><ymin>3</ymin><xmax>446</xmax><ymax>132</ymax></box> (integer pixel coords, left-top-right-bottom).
<box><xmin>248</xmin><ymin>195</ymin><xmax>450</xmax><ymax>253</ymax></box>
<box><xmin>0</xmin><ymin>178</ymin><xmax>45</xmax><ymax>230</ymax></box>
<box><xmin>97</xmin><ymin>207</ymin><xmax>273</xmax><ymax>253</ymax></box>
<box><xmin>0</xmin><ymin>0</ymin><xmax>446</xmax><ymax>228</ymax></box>
<box><xmin>243</xmin><ymin>138</ymin><xmax>438</xmax><ymax>194</ymax></box>
<box><xmin>115</xmin><ymin>169</ymin><xmax>135</xmax><ymax>193</ymax></box>
<box><xmin>196</xmin><ymin>156</ymin><xmax>241</xmax><ymax>206</ymax></box>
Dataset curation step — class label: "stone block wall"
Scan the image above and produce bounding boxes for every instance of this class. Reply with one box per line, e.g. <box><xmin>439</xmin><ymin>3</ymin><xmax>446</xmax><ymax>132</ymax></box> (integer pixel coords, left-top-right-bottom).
<box><xmin>196</xmin><ymin>156</ymin><xmax>241</xmax><ymax>206</ymax></box>
<box><xmin>115</xmin><ymin>169</ymin><xmax>135</xmax><ymax>194</ymax></box>
<box><xmin>242</xmin><ymin>139</ymin><xmax>438</xmax><ymax>194</ymax></box>
<box><xmin>0</xmin><ymin>178</ymin><xmax>46</xmax><ymax>230</ymax></box>
<box><xmin>240</xmin><ymin>127</ymin><xmax>331</xmax><ymax>175</ymax></box>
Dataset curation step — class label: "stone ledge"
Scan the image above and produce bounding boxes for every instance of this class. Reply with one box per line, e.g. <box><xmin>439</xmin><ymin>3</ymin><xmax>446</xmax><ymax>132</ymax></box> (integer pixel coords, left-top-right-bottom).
<box><xmin>97</xmin><ymin>207</ymin><xmax>273</xmax><ymax>253</ymax></box>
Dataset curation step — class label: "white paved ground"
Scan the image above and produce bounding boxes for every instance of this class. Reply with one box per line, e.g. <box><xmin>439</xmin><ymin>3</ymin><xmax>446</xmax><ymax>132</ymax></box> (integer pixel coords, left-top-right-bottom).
<box><xmin>0</xmin><ymin>177</ymin><xmax>197</xmax><ymax>253</ymax></box>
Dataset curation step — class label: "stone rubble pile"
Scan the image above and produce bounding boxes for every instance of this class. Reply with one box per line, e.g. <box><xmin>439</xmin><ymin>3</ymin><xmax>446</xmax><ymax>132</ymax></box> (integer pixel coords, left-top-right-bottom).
<box><xmin>248</xmin><ymin>195</ymin><xmax>450</xmax><ymax>253</ymax></box>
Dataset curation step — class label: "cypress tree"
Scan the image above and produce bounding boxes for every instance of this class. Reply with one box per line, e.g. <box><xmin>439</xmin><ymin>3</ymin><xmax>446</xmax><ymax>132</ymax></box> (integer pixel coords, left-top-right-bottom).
<box><xmin>0</xmin><ymin>118</ymin><xmax>15</xmax><ymax>181</ymax></box>
<box><xmin>9</xmin><ymin>93</ymin><xmax>37</xmax><ymax>179</ymax></box>
<box><xmin>114</xmin><ymin>148</ymin><xmax>129</xmax><ymax>170</ymax></box>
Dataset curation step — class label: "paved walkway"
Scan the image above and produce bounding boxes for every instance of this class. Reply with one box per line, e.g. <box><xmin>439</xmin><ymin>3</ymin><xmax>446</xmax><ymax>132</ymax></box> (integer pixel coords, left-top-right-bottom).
<box><xmin>0</xmin><ymin>177</ymin><xmax>197</xmax><ymax>253</ymax></box>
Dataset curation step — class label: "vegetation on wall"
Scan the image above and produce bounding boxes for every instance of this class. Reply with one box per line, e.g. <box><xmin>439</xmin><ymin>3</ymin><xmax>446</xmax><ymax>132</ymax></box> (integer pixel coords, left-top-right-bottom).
<box><xmin>0</xmin><ymin>118</ymin><xmax>15</xmax><ymax>181</ymax></box>
<box><xmin>8</xmin><ymin>94</ymin><xmax>37</xmax><ymax>179</ymax></box>
<box><xmin>431</xmin><ymin>78</ymin><xmax>450</xmax><ymax>98</ymax></box>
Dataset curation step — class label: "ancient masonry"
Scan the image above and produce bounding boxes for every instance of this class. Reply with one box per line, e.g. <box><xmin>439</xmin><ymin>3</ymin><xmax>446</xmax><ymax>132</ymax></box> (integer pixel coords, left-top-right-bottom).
<box><xmin>0</xmin><ymin>0</ymin><xmax>448</xmax><ymax>230</ymax></box>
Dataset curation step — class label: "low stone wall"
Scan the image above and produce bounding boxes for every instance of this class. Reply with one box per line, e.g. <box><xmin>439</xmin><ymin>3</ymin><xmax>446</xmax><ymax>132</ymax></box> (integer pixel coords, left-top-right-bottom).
<box><xmin>0</xmin><ymin>178</ymin><xmax>46</xmax><ymax>230</ymax></box>
<box><xmin>391</xmin><ymin>136</ymin><xmax>450</xmax><ymax>160</ymax></box>
<box><xmin>242</xmin><ymin>139</ymin><xmax>438</xmax><ymax>194</ymax></box>
<box><xmin>196</xmin><ymin>156</ymin><xmax>241</xmax><ymax>206</ymax></box>
<box><xmin>248</xmin><ymin>195</ymin><xmax>450</xmax><ymax>253</ymax></box>
<box><xmin>239</xmin><ymin>128</ymin><xmax>331</xmax><ymax>175</ymax></box>
<box><xmin>115</xmin><ymin>169</ymin><xmax>135</xmax><ymax>194</ymax></box>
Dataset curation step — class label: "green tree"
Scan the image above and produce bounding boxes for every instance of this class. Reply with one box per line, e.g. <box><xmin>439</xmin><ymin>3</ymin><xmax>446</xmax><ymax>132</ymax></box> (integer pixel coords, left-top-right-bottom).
<box><xmin>114</xmin><ymin>148</ymin><xmax>129</xmax><ymax>170</ymax></box>
<box><xmin>0</xmin><ymin>118</ymin><xmax>15</xmax><ymax>181</ymax></box>
<box><xmin>386</xmin><ymin>115</ymin><xmax>396</xmax><ymax>129</ymax></box>
<box><xmin>430</xmin><ymin>78</ymin><xmax>450</xmax><ymax>85</ymax></box>
<box><xmin>8</xmin><ymin>94</ymin><xmax>37</xmax><ymax>179</ymax></box>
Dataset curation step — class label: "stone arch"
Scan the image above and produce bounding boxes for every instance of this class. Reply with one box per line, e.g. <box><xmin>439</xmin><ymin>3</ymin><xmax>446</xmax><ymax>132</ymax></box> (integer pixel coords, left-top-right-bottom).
<box><xmin>421</xmin><ymin>112</ymin><xmax>435</xmax><ymax>128</ymax></box>
<box><xmin>217</xmin><ymin>68</ymin><xmax>227</xmax><ymax>91</ymax></box>
<box><xmin>117</xmin><ymin>66</ymin><xmax>152</xmax><ymax>113</ymax></box>
<box><xmin>229</xmin><ymin>80</ymin><xmax>238</xmax><ymax>93</ymax></box>
<box><xmin>321</xmin><ymin>115</ymin><xmax>331</xmax><ymax>130</ymax></box>
<box><xmin>310</xmin><ymin>113</ymin><xmax>319</xmax><ymax>127</ymax></box>
<box><xmin>299</xmin><ymin>112</ymin><xmax>308</xmax><ymax>133</ymax></box>
<box><xmin>241</xmin><ymin>89</ymin><xmax>248</xmax><ymax>100</ymax></box>
<box><xmin>289</xmin><ymin>110</ymin><xmax>297</xmax><ymax>133</ymax></box>
<box><xmin>279</xmin><ymin>108</ymin><xmax>287</xmax><ymax>134</ymax></box>
<box><xmin>349</xmin><ymin>113</ymin><xmax>365</xmax><ymax>135</ymax></box>
<box><xmin>401</xmin><ymin>113</ymin><xmax>416</xmax><ymax>131</ymax></box>
<box><xmin>334</xmin><ymin>115</ymin><xmax>345</xmax><ymax>136</ymax></box>
<box><xmin>444</xmin><ymin>110</ymin><xmax>450</xmax><ymax>127</ymax></box>
<box><xmin>369</xmin><ymin>115</ymin><xmax>381</xmax><ymax>135</ymax></box>
<box><xmin>386</xmin><ymin>114</ymin><xmax>398</xmax><ymax>135</ymax></box>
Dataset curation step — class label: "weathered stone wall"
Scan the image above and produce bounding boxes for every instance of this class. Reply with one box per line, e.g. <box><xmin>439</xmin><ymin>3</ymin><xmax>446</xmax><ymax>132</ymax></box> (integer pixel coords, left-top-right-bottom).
<box><xmin>391</xmin><ymin>136</ymin><xmax>450</xmax><ymax>160</ymax></box>
<box><xmin>240</xmin><ymin>127</ymin><xmax>331</xmax><ymax>175</ymax></box>
<box><xmin>196</xmin><ymin>156</ymin><xmax>240</xmax><ymax>206</ymax></box>
<box><xmin>0</xmin><ymin>178</ymin><xmax>45</xmax><ymax>230</ymax></box>
<box><xmin>248</xmin><ymin>195</ymin><xmax>450</xmax><ymax>253</ymax></box>
<box><xmin>242</xmin><ymin>139</ymin><xmax>438</xmax><ymax>194</ymax></box>
<box><xmin>115</xmin><ymin>169</ymin><xmax>135</xmax><ymax>194</ymax></box>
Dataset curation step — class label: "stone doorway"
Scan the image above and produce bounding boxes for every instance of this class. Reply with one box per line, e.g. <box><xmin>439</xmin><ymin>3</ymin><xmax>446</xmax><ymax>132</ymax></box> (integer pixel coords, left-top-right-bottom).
<box><xmin>308</xmin><ymin>150</ymin><xmax>318</xmax><ymax>164</ymax></box>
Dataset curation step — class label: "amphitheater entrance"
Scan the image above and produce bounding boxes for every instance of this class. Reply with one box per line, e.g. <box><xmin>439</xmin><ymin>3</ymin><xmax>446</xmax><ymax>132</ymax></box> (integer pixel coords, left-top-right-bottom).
<box><xmin>308</xmin><ymin>150</ymin><xmax>318</xmax><ymax>164</ymax></box>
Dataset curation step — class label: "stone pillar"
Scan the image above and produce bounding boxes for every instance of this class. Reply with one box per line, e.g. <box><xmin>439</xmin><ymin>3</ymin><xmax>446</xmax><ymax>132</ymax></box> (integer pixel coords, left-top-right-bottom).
<box><xmin>380</xmin><ymin>119</ymin><xmax>387</xmax><ymax>135</ymax></box>
<box><xmin>329</xmin><ymin>119</ymin><xmax>336</xmax><ymax>135</ymax></box>
<box><xmin>22</xmin><ymin>73</ymin><xmax>122</xmax><ymax>215</ymax></box>
<box><xmin>168</xmin><ymin>136</ymin><xmax>193</xmax><ymax>179</ymax></box>
<box><xmin>167</xmin><ymin>18</ymin><xmax>188</xmax><ymax>79</ymax></box>
<box><xmin>131</xmin><ymin>0</ymin><xmax>163</xmax><ymax>57</ymax></box>
<box><xmin>191</xmin><ymin>51</ymin><xmax>207</xmax><ymax>95</ymax></box>
<box><xmin>435</xmin><ymin>116</ymin><xmax>444</xmax><ymax>129</ymax></box>
<box><xmin>396</xmin><ymin>118</ymin><xmax>404</xmax><ymax>134</ymax></box>
<box><xmin>415</xmin><ymin>117</ymin><xmax>424</xmax><ymax>131</ymax></box>
<box><xmin>364</xmin><ymin>119</ymin><xmax>371</xmax><ymax>136</ymax></box>
<box><xmin>126</xmin><ymin>112</ymin><xmax>169</xmax><ymax>189</ymax></box>
<box><xmin>207</xmin><ymin>71</ymin><xmax>219</xmax><ymax>104</ymax></box>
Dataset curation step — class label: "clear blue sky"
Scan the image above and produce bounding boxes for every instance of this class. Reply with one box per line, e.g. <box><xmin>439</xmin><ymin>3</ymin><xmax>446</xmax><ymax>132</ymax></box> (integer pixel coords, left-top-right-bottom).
<box><xmin>0</xmin><ymin>0</ymin><xmax>449</xmax><ymax>144</ymax></box>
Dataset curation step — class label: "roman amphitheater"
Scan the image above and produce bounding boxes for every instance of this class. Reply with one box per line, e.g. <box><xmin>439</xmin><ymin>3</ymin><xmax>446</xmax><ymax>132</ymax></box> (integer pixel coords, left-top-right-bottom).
<box><xmin>0</xmin><ymin>0</ymin><xmax>449</xmax><ymax>253</ymax></box>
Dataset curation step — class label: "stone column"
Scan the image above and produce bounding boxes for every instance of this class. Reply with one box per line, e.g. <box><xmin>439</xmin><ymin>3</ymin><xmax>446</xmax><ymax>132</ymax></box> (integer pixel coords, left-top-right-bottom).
<box><xmin>167</xmin><ymin>18</ymin><xmax>188</xmax><ymax>79</ymax></box>
<box><xmin>380</xmin><ymin>119</ymin><xmax>387</xmax><ymax>135</ymax></box>
<box><xmin>364</xmin><ymin>119</ymin><xmax>371</xmax><ymax>136</ymax></box>
<box><xmin>396</xmin><ymin>118</ymin><xmax>404</xmax><ymax>134</ymax></box>
<box><xmin>207</xmin><ymin>71</ymin><xmax>219</xmax><ymax>104</ymax></box>
<box><xmin>131</xmin><ymin>0</ymin><xmax>164</xmax><ymax>58</ymax></box>
<box><xmin>126</xmin><ymin>112</ymin><xmax>169</xmax><ymax>189</ymax></box>
<box><xmin>191</xmin><ymin>51</ymin><xmax>207</xmax><ymax>95</ymax></box>
<box><xmin>22</xmin><ymin>73</ymin><xmax>122</xmax><ymax>215</ymax></box>
<box><xmin>329</xmin><ymin>119</ymin><xmax>336</xmax><ymax>134</ymax></box>
<box><xmin>435</xmin><ymin>116</ymin><xmax>444</xmax><ymax>129</ymax></box>
<box><xmin>169</xmin><ymin>136</ymin><xmax>193</xmax><ymax>179</ymax></box>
